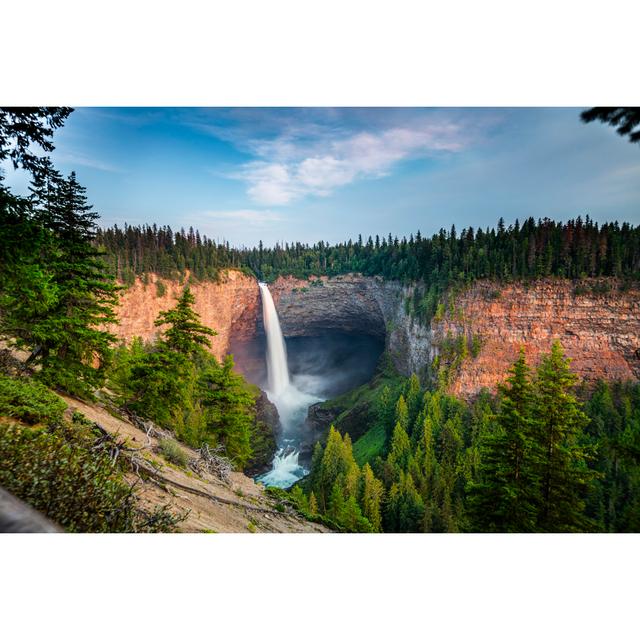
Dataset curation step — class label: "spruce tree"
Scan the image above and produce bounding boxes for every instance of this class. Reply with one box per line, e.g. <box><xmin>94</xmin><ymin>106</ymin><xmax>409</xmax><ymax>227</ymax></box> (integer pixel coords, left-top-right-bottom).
<box><xmin>360</xmin><ymin>462</ymin><xmax>384</xmax><ymax>532</ymax></box>
<box><xmin>0</xmin><ymin>183</ymin><xmax>58</xmax><ymax>352</ymax></box>
<box><xmin>533</xmin><ymin>341</ymin><xmax>597</xmax><ymax>532</ymax></box>
<box><xmin>155</xmin><ymin>286</ymin><xmax>217</xmax><ymax>355</ymax></box>
<box><xmin>28</xmin><ymin>172</ymin><xmax>118</xmax><ymax>395</ymax></box>
<box><xmin>468</xmin><ymin>348</ymin><xmax>540</xmax><ymax>532</ymax></box>
<box><xmin>385</xmin><ymin>471</ymin><xmax>425</xmax><ymax>532</ymax></box>
<box><xmin>198</xmin><ymin>355</ymin><xmax>254</xmax><ymax>468</ymax></box>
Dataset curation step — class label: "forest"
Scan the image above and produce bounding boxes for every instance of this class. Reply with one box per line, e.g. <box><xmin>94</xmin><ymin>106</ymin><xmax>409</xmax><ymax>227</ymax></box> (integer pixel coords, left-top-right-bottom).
<box><xmin>288</xmin><ymin>345</ymin><xmax>640</xmax><ymax>533</ymax></box>
<box><xmin>98</xmin><ymin>213</ymin><xmax>640</xmax><ymax>324</ymax></box>
<box><xmin>0</xmin><ymin>108</ymin><xmax>274</xmax><ymax>531</ymax></box>
<box><xmin>1</xmin><ymin>107</ymin><xmax>640</xmax><ymax>533</ymax></box>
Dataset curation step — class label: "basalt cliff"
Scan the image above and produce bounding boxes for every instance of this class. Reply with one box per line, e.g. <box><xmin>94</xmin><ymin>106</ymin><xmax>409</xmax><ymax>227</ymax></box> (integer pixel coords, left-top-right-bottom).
<box><xmin>114</xmin><ymin>270</ymin><xmax>640</xmax><ymax>397</ymax></box>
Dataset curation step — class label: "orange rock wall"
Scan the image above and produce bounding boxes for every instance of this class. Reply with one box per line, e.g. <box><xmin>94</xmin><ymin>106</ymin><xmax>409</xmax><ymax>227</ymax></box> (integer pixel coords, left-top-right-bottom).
<box><xmin>436</xmin><ymin>279</ymin><xmax>640</xmax><ymax>397</ymax></box>
<box><xmin>114</xmin><ymin>271</ymin><xmax>640</xmax><ymax>399</ymax></box>
<box><xmin>113</xmin><ymin>270</ymin><xmax>259</xmax><ymax>360</ymax></box>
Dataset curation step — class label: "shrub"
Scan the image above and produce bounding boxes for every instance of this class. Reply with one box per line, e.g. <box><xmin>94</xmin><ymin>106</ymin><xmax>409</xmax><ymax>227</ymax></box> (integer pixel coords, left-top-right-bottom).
<box><xmin>159</xmin><ymin>437</ymin><xmax>190</xmax><ymax>467</ymax></box>
<box><xmin>471</xmin><ymin>334</ymin><xmax>483</xmax><ymax>358</ymax></box>
<box><xmin>155</xmin><ymin>280</ymin><xmax>167</xmax><ymax>297</ymax></box>
<box><xmin>0</xmin><ymin>374</ymin><xmax>67</xmax><ymax>425</ymax></box>
<box><xmin>591</xmin><ymin>281</ymin><xmax>611</xmax><ymax>296</ymax></box>
<box><xmin>0</xmin><ymin>419</ymin><xmax>184</xmax><ymax>532</ymax></box>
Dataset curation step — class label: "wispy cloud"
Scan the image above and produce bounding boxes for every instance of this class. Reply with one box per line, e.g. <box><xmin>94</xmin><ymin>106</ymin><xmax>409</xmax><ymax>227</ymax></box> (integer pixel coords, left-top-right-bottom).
<box><xmin>240</xmin><ymin>123</ymin><xmax>469</xmax><ymax>205</ymax></box>
<box><xmin>54</xmin><ymin>151</ymin><xmax>122</xmax><ymax>173</ymax></box>
<box><xmin>192</xmin><ymin>109</ymin><xmax>484</xmax><ymax>206</ymax></box>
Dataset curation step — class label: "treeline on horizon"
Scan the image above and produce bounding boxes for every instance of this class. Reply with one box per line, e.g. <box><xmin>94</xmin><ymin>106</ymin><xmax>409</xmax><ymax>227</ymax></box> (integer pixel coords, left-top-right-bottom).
<box><xmin>98</xmin><ymin>215</ymin><xmax>640</xmax><ymax>295</ymax></box>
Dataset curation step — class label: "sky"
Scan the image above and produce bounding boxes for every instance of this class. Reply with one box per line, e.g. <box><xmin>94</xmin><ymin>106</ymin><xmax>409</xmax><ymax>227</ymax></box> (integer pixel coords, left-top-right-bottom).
<box><xmin>4</xmin><ymin>107</ymin><xmax>640</xmax><ymax>247</ymax></box>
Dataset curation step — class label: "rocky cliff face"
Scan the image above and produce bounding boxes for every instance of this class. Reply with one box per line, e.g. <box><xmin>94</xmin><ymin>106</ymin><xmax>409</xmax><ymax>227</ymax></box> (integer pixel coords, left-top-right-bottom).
<box><xmin>113</xmin><ymin>270</ymin><xmax>259</xmax><ymax>360</ymax></box>
<box><xmin>114</xmin><ymin>270</ymin><xmax>640</xmax><ymax>401</ymax></box>
<box><xmin>434</xmin><ymin>279</ymin><xmax>640</xmax><ymax>397</ymax></box>
<box><xmin>269</xmin><ymin>274</ymin><xmax>433</xmax><ymax>375</ymax></box>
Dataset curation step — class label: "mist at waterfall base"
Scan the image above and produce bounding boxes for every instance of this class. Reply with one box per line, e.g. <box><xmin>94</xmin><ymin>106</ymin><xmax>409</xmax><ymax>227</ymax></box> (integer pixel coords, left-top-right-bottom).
<box><xmin>254</xmin><ymin>284</ymin><xmax>383</xmax><ymax>489</ymax></box>
<box><xmin>256</xmin><ymin>283</ymin><xmax>319</xmax><ymax>488</ymax></box>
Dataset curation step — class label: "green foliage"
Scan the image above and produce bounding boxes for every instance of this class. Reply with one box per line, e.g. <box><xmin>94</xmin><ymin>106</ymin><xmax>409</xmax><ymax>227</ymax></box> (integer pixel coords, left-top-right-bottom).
<box><xmin>435</xmin><ymin>332</ymin><xmax>475</xmax><ymax>389</ymax></box>
<box><xmin>305</xmin><ymin>426</ymin><xmax>376</xmax><ymax>532</ymax></box>
<box><xmin>196</xmin><ymin>355</ymin><xmax>254</xmax><ymax>467</ymax></box>
<box><xmin>159</xmin><ymin>438</ymin><xmax>190</xmax><ymax>468</ymax></box>
<box><xmin>582</xmin><ymin>381</ymin><xmax>640</xmax><ymax>531</ymax></box>
<box><xmin>533</xmin><ymin>342</ymin><xmax>597</xmax><ymax>531</ymax></box>
<box><xmin>110</xmin><ymin>293</ymin><xmax>258</xmax><ymax>469</ymax></box>
<box><xmin>353</xmin><ymin>423</ymin><xmax>386</xmax><ymax>466</ymax></box>
<box><xmin>0</xmin><ymin>164</ymin><xmax>118</xmax><ymax>397</ymax></box>
<box><xmin>468</xmin><ymin>349</ymin><xmax>540</xmax><ymax>532</ymax></box>
<box><xmin>0</xmin><ymin>412</ymin><xmax>185</xmax><ymax>532</ymax></box>
<box><xmin>155</xmin><ymin>280</ymin><xmax>167</xmax><ymax>297</ymax></box>
<box><xmin>470</xmin><ymin>334</ymin><xmax>483</xmax><ymax>358</ymax></box>
<box><xmin>0</xmin><ymin>374</ymin><xmax>67</xmax><ymax>425</ymax></box>
<box><xmin>0</xmin><ymin>107</ymin><xmax>72</xmax><ymax>175</ymax></box>
<box><xmin>124</xmin><ymin>345</ymin><xmax>191</xmax><ymax>425</ymax></box>
<box><xmin>98</xmin><ymin>216</ymin><xmax>640</xmax><ymax>299</ymax></box>
<box><xmin>470</xmin><ymin>343</ymin><xmax>599</xmax><ymax>532</ymax></box>
<box><xmin>301</xmin><ymin>343</ymin><xmax>624</xmax><ymax>533</ymax></box>
<box><xmin>155</xmin><ymin>287</ymin><xmax>216</xmax><ymax>355</ymax></box>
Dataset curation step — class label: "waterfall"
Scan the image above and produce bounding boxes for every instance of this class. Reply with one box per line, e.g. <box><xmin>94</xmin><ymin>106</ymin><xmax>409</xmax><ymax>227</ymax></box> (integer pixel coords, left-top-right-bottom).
<box><xmin>258</xmin><ymin>282</ymin><xmax>290</xmax><ymax>396</ymax></box>
<box><xmin>256</xmin><ymin>282</ymin><xmax>321</xmax><ymax>489</ymax></box>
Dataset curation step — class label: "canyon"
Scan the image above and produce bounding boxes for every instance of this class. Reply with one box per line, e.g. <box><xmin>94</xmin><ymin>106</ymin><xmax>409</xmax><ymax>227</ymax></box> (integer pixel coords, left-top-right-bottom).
<box><xmin>113</xmin><ymin>270</ymin><xmax>640</xmax><ymax>397</ymax></box>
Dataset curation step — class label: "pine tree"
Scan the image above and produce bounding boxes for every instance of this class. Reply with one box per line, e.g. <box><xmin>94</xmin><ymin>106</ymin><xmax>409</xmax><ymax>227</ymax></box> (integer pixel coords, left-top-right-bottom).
<box><xmin>198</xmin><ymin>355</ymin><xmax>254</xmax><ymax>468</ymax></box>
<box><xmin>29</xmin><ymin>172</ymin><xmax>118</xmax><ymax>395</ymax></box>
<box><xmin>533</xmin><ymin>341</ymin><xmax>597</xmax><ymax>532</ymax></box>
<box><xmin>385</xmin><ymin>470</ymin><xmax>425</xmax><ymax>532</ymax></box>
<box><xmin>125</xmin><ymin>345</ymin><xmax>191</xmax><ymax>425</ymax></box>
<box><xmin>0</xmin><ymin>184</ymin><xmax>58</xmax><ymax>352</ymax></box>
<box><xmin>468</xmin><ymin>348</ymin><xmax>541</xmax><ymax>532</ymax></box>
<box><xmin>156</xmin><ymin>286</ymin><xmax>217</xmax><ymax>355</ymax></box>
<box><xmin>395</xmin><ymin>394</ymin><xmax>409</xmax><ymax>431</ymax></box>
<box><xmin>308</xmin><ymin>492</ymin><xmax>319</xmax><ymax>515</ymax></box>
<box><xmin>387</xmin><ymin>421</ymin><xmax>412</xmax><ymax>475</ymax></box>
<box><xmin>360</xmin><ymin>462</ymin><xmax>384</xmax><ymax>531</ymax></box>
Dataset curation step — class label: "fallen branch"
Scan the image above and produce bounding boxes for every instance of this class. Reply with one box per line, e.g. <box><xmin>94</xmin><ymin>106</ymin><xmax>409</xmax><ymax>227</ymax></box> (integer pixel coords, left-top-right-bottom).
<box><xmin>190</xmin><ymin>442</ymin><xmax>233</xmax><ymax>483</ymax></box>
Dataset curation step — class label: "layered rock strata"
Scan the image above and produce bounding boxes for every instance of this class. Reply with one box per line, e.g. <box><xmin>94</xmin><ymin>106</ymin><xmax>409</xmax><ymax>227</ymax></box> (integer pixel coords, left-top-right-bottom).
<box><xmin>113</xmin><ymin>271</ymin><xmax>640</xmax><ymax>398</ymax></box>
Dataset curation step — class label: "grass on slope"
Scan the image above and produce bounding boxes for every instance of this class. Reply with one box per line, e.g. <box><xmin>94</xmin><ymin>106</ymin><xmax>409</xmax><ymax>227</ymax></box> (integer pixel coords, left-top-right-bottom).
<box><xmin>319</xmin><ymin>354</ymin><xmax>405</xmax><ymax>465</ymax></box>
<box><xmin>353</xmin><ymin>422</ymin><xmax>386</xmax><ymax>466</ymax></box>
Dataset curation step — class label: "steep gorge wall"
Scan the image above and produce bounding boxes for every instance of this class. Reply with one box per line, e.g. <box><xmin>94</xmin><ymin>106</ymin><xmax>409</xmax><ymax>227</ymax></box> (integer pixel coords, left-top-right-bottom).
<box><xmin>268</xmin><ymin>274</ymin><xmax>433</xmax><ymax>375</ymax></box>
<box><xmin>113</xmin><ymin>270</ymin><xmax>640</xmax><ymax>399</ymax></box>
<box><xmin>435</xmin><ymin>279</ymin><xmax>640</xmax><ymax>397</ymax></box>
<box><xmin>113</xmin><ymin>270</ymin><xmax>259</xmax><ymax>360</ymax></box>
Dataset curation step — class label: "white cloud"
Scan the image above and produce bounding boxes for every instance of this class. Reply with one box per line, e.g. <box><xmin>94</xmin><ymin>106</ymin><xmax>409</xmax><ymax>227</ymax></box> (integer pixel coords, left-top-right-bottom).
<box><xmin>236</xmin><ymin>119</ymin><xmax>469</xmax><ymax>205</ymax></box>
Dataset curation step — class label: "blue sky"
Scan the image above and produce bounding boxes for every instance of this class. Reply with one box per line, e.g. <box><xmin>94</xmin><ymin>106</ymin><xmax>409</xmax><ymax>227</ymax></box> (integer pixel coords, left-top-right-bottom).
<box><xmin>4</xmin><ymin>107</ymin><xmax>640</xmax><ymax>246</ymax></box>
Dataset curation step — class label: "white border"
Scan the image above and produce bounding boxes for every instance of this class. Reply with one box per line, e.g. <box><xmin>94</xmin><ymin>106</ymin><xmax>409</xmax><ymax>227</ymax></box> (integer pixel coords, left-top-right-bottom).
<box><xmin>2</xmin><ymin>1</ymin><xmax>639</xmax><ymax>637</ymax></box>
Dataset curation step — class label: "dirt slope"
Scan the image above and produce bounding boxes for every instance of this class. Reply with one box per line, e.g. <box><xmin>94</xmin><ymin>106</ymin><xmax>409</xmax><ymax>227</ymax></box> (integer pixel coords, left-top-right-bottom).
<box><xmin>62</xmin><ymin>395</ymin><xmax>327</xmax><ymax>534</ymax></box>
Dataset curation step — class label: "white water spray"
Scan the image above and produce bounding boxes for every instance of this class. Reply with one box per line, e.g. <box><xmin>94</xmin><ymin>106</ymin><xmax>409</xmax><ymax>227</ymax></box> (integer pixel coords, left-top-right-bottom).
<box><xmin>257</xmin><ymin>283</ymin><xmax>321</xmax><ymax>488</ymax></box>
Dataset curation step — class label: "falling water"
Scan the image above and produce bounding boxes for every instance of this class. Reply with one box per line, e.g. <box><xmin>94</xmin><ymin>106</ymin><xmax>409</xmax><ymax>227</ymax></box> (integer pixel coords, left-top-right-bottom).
<box><xmin>256</xmin><ymin>283</ymin><xmax>320</xmax><ymax>488</ymax></box>
<box><xmin>258</xmin><ymin>282</ymin><xmax>290</xmax><ymax>395</ymax></box>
